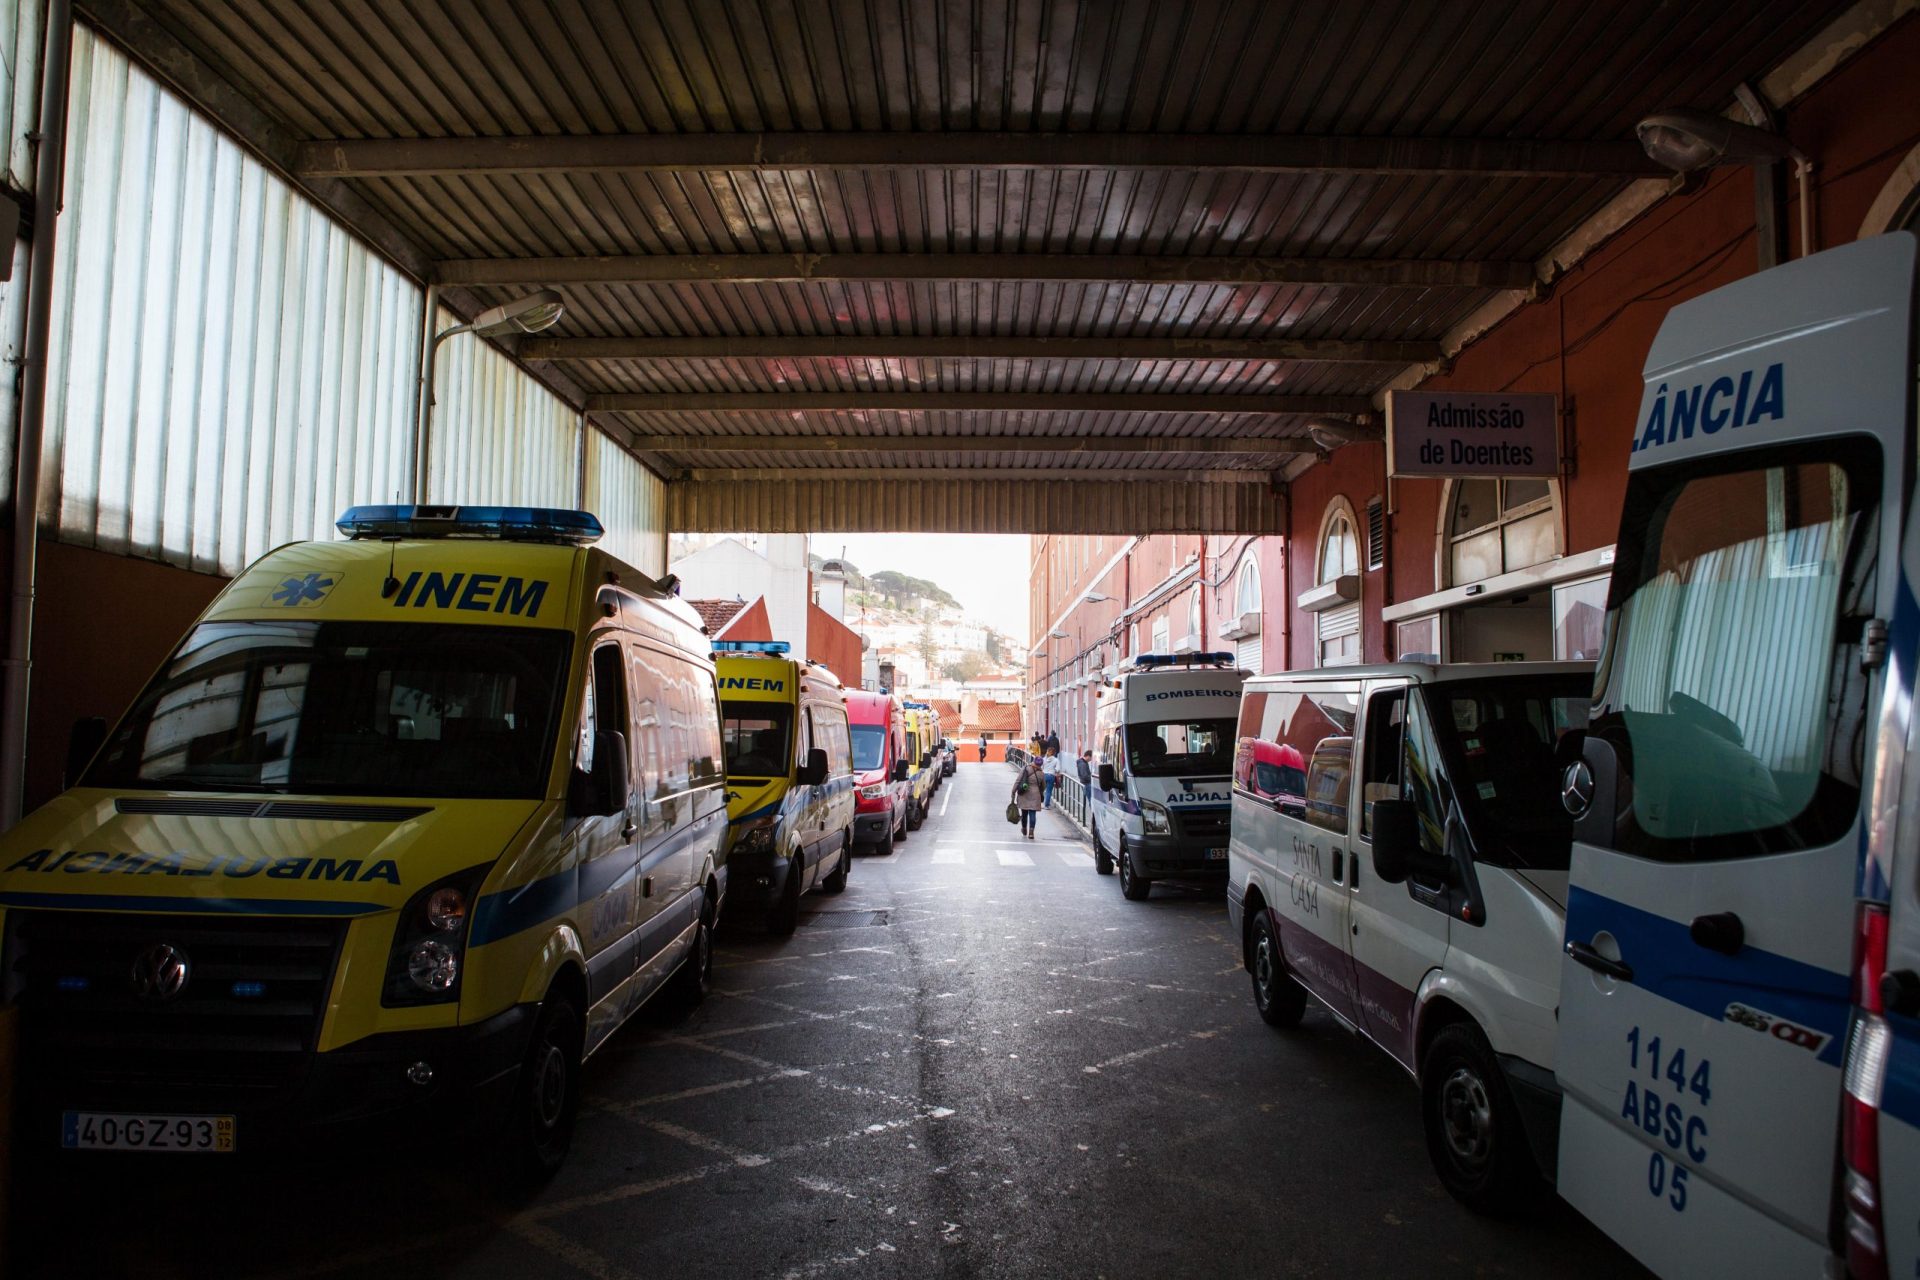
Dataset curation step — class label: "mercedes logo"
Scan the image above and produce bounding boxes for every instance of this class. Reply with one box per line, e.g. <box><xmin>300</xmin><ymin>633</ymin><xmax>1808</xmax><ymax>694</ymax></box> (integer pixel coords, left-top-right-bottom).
<box><xmin>1562</xmin><ymin>760</ymin><xmax>1595</xmax><ymax>818</ymax></box>
<box><xmin>130</xmin><ymin>942</ymin><xmax>191</xmax><ymax>1002</ymax></box>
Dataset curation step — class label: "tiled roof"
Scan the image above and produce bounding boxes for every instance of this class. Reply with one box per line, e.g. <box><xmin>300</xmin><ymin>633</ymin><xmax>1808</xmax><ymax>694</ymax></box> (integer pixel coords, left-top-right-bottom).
<box><xmin>969</xmin><ymin>701</ymin><xmax>1023</xmax><ymax>734</ymax></box>
<box><xmin>688</xmin><ymin>598</ymin><xmax>746</xmax><ymax>633</ymax></box>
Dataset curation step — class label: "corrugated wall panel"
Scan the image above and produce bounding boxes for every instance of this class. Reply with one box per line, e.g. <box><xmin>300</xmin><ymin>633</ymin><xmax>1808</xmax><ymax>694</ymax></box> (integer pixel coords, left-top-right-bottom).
<box><xmin>45</xmin><ymin>27</ymin><xmax>421</xmax><ymax>574</ymax></box>
<box><xmin>583</xmin><ymin>427</ymin><xmax>665</xmax><ymax>576</ymax></box>
<box><xmin>426</xmin><ymin>304</ymin><xmax>577</xmax><ymax>508</ymax></box>
<box><xmin>0</xmin><ymin>0</ymin><xmax>40</xmax><ymax>189</ymax></box>
<box><xmin>669</xmin><ymin>479</ymin><xmax>1281</xmax><ymax>535</ymax></box>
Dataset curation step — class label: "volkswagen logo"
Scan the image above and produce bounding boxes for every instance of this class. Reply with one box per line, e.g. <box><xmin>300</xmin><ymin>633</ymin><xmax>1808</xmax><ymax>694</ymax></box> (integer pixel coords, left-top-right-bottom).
<box><xmin>1562</xmin><ymin>760</ymin><xmax>1595</xmax><ymax>818</ymax></box>
<box><xmin>130</xmin><ymin>943</ymin><xmax>191</xmax><ymax>1002</ymax></box>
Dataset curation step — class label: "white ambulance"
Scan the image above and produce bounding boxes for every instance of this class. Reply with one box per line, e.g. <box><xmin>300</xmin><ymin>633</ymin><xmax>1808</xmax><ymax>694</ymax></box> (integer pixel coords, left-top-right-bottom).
<box><xmin>1554</xmin><ymin>231</ymin><xmax>1914</xmax><ymax>1279</ymax></box>
<box><xmin>1089</xmin><ymin>653</ymin><xmax>1245</xmax><ymax>901</ymax></box>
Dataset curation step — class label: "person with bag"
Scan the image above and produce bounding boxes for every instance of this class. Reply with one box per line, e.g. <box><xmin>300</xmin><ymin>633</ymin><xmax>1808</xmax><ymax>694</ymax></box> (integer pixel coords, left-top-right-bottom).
<box><xmin>1009</xmin><ymin>756</ymin><xmax>1044</xmax><ymax>838</ymax></box>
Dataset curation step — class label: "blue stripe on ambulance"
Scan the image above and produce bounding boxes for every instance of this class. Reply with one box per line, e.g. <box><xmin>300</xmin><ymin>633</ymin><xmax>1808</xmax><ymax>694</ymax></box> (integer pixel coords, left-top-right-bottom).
<box><xmin>470</xmin><ymin>820</ymin><xmax>713</xmax><ymax>947</ymax></box>
<box><xmin>1565</xmin><ymin>885</ymin><xmax>1850</xmax><ymax>1066</ymax></box>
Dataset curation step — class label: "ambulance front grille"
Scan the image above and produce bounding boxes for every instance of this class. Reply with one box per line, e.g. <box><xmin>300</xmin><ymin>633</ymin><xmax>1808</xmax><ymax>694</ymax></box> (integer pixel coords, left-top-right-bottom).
<box><xmin>1175</xmin><ymin>808</ymin><xmax>1232</xmax><ymax>842</ymax></box>
<box><xmin>3</xmin><ymin>911</ymin><xmax>346</xmax><ymax>1098</ymax></box>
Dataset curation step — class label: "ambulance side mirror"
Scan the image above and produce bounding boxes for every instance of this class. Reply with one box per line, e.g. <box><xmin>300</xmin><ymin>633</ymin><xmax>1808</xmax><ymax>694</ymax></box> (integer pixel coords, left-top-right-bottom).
<box><xmin>797</xmin><ymin>747</ymin><xmax>829</xmax><ymax>787</ymax></box>
<box><xmin>1098</xmin><ymin>763</ymin><xmax>1117</xmax><ymax>792</ymax></box>
<box><xmin>571</xmin><ymin>730</ymin><xmax>629</xmax><ymax>817</ymax></box>
<box><xmin>891</xmin><ymin>759</ymin><xmax>909</xmax><ymax>782</ymax></box>
<box><xmin>1369</xmin><ymin>799</ymin><xmax>1418</xmax><ymax>885</ymax></box>
<box><xmin>64</xmin><ymin>716</ymin><xmax>108</xmax><ymax>789</ymax></box>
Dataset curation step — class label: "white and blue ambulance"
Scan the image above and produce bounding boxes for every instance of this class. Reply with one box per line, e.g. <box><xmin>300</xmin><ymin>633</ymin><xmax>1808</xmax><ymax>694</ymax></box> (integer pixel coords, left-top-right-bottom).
<box><xmin>1554</xmin><ymin>231</ymin><xmax>1915</xmax><ymax>1279</ymax></box>
<box><xmin>1089</xmin><ymin>652</ymin><xmax>1246</xmax><ymax>901</ymax></box>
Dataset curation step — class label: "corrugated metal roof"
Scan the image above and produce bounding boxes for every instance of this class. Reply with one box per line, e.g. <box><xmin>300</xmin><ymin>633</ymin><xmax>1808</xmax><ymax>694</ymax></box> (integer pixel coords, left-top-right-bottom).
<box><xmin>81</xmin><ymin>0</ymin><xmax>1858</xmax><ymax>511</ymax></box>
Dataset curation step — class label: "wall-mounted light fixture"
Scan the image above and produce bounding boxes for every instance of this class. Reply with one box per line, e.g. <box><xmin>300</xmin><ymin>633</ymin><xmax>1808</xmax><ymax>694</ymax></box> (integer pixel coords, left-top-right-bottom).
<box><xmin>1636</xmin><ymin>106</ymin><xmax>1814</xmax><ymax>262</ymax></box>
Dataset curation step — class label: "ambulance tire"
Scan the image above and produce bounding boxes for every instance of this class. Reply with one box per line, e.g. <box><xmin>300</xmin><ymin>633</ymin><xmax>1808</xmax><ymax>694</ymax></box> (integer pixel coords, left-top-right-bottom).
<box><xmin>1250</xmin><ymin>910</ymin><xmax>1306</xmax><ymax>1028</ymax></box>
<box><xmin>1093</xmin><ymin>827</ymin><xmax>1114</xmax><ymax>875</ymax></box>
<box><xmin>906</xmin><ymin>798</ymin><xmax>924</xmax><ymax>831</ymax></box>
<box><xmin>666</xmin><ymin>890</ymin><xmax>715</xmax><ymax>1012</ymax></box>
<box><xmin>1118</xmin><ymin>838</ymin><xmax>1151</xmax><ymax>901</ymax></box>
<box><xmin>823</xmin><ymin>835</ymin><xmax>850</xmax><ymax>893</ymax></box>
<box><xmin>768</xmin><ymin>855</ymin><xmax>802</xmax><ymax>936</ymax></box>
<box><xmin>1421</xmin><ymin>1023</ymin><xmax>1549</xmax><ymax>1216</ymax></box>
<box><xmin>505</xmin><ymin>985</ymin><xmax>583</xmax><ymax>1186</ymax></box>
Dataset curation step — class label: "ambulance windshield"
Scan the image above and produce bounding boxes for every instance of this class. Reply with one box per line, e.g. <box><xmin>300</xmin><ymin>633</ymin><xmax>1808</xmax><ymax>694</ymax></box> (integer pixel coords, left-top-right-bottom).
<box><xmin>1126</xmin><ymin>719</ymin><xmax>1236</xmax><ymax>777</ymax></box>
<box><xmin>87</xmin><ymin>620</ymin><xmax>571</xmax><ymax>799</ymax></box>
<box><xmin>1587</xmin><ymin>439</ymin><xmax>1879</xmax><ymax>862</ymax></box>
<box><xmin>723</xmin><ymin>704</ymin><xmax>793</xmax><ymax>779</ymax></box>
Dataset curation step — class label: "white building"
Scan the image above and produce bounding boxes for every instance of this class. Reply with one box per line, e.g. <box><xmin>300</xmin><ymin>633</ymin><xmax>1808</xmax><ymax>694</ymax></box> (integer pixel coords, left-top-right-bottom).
<box><xmin>670</xmin><ymin>534</ymin><xmax>811</xmax><ymax>653</ymax></box>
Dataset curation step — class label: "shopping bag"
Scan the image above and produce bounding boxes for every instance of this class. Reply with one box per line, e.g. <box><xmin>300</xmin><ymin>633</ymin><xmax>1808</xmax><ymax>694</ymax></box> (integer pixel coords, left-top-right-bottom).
<box><xmin>1005</xmin><ymin>801</ymin><xmax>1020</xmax><ymax>824</ymax></box>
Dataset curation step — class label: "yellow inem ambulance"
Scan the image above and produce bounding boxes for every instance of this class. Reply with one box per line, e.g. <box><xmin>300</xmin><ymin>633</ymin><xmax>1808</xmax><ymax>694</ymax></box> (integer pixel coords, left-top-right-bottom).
<box><xmin>716</xmin><ymin>642</ymin><xmax>855</xmax><ymax>934</ymax></box>
<box><xmin>0</xmin><ymin>506</ymin><xmax>727</xmax><ymax>1179</ymax></box>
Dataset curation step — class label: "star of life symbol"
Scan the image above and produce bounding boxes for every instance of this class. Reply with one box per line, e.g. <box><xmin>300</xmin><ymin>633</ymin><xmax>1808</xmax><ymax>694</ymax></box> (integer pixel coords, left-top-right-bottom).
<box><xmin>271</xmin><ymin>572</ymin><xmax>338</xmax><ymax>607</ymax></box>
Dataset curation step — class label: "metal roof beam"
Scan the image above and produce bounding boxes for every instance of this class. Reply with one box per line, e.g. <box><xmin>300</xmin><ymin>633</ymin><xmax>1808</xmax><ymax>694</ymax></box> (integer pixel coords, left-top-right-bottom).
<box><xmin>438</xmin><ymin>253</ymin><xmax>1536</xmax><ymax>291</ymax></box>
<box><xmin>297</xmin><ymin>132</ymin><xmax>1657</xmax><ymax>179</ymax></box>
<box><xmin>525</xmin><ymin>335</ymin><xmax>1435</xmax><ymax>364</ymax></box>
<box><xmin>626</xmin><ymin>435</ymin><xmax>1318</xmax><ymax>456</ymax></box>
<box><xmin>587</xmin><ymin>392</ymin><xmax>1371</xmax><ymax>415</ymax></box>
<box><xmin>681</xmin><ymin>467</ymin><xmax>1273</xmax><ymax>482</ymax></box>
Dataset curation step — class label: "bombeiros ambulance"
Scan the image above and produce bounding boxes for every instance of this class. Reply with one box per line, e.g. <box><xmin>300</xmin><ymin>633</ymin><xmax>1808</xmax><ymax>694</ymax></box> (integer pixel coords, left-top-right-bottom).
<box><xmin>1553</xmin><ymin>232</ymin><xmax>1916</xmax><ymax>1279</ymax></box>
<box><xmin>901</xmin><ymin>701</ymin><xmax>939</xmax><ymax>828</ymax></box>
<box><xmin>1089</xmin><ymin>652</ymin><xmax>1246</xmax><ymax>901</ymax></box>
<box><xmin>715</xmin><ymin>642</ymin><xmax>856</xmax><ymax>935</ymax></box>
<box><xmin>0</xmin><ymin>505</ymin><xmax>729</xmax><ymax>1178</ymax></box>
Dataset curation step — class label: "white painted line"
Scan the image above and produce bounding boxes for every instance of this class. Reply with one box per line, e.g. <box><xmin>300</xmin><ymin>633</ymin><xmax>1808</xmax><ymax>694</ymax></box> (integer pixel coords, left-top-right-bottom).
<box><xmin>995</xmin><ymin>847</ymin><xmax>1034</xmax><ymax>867</ymax></box>
<box><xmin>939</xmin><ymin>782</ymin><xmax>953</xmax><ymax>817</ymax></box>
<box><xmin>931</xmin><ymin>848</ymin><xmax>965</xmax><ymax>864</ymax></box>
<box><xmin>1055</xmin><ymin>848</ymin><xmax>1089</xmax><ymax>866</ymax></box>
<box><xmin>921</xmin><ymin>836</ymin><xmax>1083</xmax><ymax>848</ymax></box>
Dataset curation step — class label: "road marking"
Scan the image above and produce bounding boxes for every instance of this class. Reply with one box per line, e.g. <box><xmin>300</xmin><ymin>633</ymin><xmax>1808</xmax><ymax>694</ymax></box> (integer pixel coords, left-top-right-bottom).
<box><xmin>995</xmin><ymin>847</ymin><xmax>1034</xmax><ymax>866</ymax></box>
<box><xmin>932</xmin><ymin>847</ymin><xmax>965</xmax><ymax>864</ymax></box>
<box><xmin>939</xmin><ymin>782</ymin><xmax>953</xmax><ymax>816</ymax></box>
<box><xmin>1055</xmin><ymin>848</ymin><xmax>1088</xmax><ymax>866</ymax></box>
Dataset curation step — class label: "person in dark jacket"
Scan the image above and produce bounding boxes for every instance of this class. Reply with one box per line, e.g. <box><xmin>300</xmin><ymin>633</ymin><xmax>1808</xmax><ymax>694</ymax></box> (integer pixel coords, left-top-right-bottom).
<box><xmin>1076</xmin><ymin>750</ymin><xmax>1093</xmax><ymax>790</ymax></box>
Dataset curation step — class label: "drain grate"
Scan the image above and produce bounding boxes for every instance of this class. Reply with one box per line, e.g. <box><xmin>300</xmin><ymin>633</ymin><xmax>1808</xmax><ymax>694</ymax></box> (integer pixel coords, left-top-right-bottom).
<box><xmin>803</xmin><ymin>909</ymin><xmax>891</xmax><ymax>929</ymax></box>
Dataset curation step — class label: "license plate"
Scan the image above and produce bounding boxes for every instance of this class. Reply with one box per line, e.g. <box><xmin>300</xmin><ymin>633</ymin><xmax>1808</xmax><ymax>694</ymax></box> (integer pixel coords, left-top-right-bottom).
<box><xmin>1204</xmin><ymin>847</ymin><xmax>1228</xmax><ymax>861</ymax></box>
<box><xmin>62</xmin><ymin>1111</ymin><xmax>234</xmax><ymax>1153</ymax></box>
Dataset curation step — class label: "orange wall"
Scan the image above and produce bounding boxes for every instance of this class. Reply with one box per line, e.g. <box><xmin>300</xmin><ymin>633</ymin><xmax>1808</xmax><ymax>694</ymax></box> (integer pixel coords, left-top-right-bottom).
<box><xmin>807</xmin><ymin>603</ymin><xmax>863</xmax><ymax>690</ymax></box>
<box><xmin>714</xmin><ymin>598</ymin><xmax>773</xmax><ymax>642</ymax></box>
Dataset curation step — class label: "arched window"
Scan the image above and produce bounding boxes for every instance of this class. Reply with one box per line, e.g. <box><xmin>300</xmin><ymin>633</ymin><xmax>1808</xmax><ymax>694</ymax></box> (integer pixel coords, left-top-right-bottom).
<box><xmin>1445</xmin><ymin>478</ymin><xmax>1557</xmax><ymax>586</ymax></box>
<box><xmin>1236</xmin><ymin>559</ymin><xmax>1261</xmax><ymax>615</ymax></box>
<box><xmin>1316</xmin><ymin>500</ymin><xmax>1362</xmax><ymax>667</ymax></box>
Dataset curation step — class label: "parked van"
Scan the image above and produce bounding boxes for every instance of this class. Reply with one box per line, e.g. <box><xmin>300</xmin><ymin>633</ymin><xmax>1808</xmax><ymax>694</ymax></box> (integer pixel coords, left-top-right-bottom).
<box><xmin>1552</xmin><ymin>232</ymin><xmax>1915</xmax><ymax>1280</ymax></box>
<box><xmin>845</xmin><ymin>689</ymin><xmax>909</xmax><ymax>853</ymax></box>
<box><xmin>0</xmin><ymin>505</ymin><xmax>726</xmax><ymax>1178</ymax></box>
<box><xmin>715</xmin><ymin>642</ymin><xmax>856</xmax><ymax>934</ymax></box>
<box><xmin>1089</xmin><ymin>653</ymin><xmax>1245</xmax><ymax>901</ymax></box>
<box><xmin>1228</xmin><ymin>661</ymin><xmax>1593</xmax><ymax>1210</ymax></box>
<box><xmin>902</xmin><ymin>701</ymin><xmax>938</xmax><ymax>828</ymax></box>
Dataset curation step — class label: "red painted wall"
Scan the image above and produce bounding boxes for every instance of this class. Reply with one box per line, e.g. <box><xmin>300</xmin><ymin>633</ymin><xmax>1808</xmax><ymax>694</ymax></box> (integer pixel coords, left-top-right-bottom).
<box><xmin>713</xmin><ymin>598</ymin><xmax>773</xmax><ymax>642</ymax></box>
<box><xmin>807</xmin><ymin>603</ymin><xmax>864</xmax><ymax>690</ymax></box>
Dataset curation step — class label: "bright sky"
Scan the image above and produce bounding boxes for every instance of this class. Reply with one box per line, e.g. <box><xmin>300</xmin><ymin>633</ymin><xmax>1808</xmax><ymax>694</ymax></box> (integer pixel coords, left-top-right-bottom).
<box><xmin>815</xmin><ymin>532</ymin><xmax>1029</xmax><ymax>641</ymax></box>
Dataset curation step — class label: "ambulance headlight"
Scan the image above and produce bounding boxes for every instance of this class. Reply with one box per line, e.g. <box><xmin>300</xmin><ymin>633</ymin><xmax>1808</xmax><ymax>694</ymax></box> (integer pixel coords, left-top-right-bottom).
<box><xmin>407</xmin><ymin>940</ymin><xmax>460</xmax><ymax>992</ymax></box>
<box><xmin>383</xmin><ymin>865</ymin><xmax>488</xmax><ymax>1007</ymax></box>
<box><xmin>1141</xmin><ymin>801</ymin><xmax>1172</xmax><ymax>834</ymax></box>
<box><xmin>729</xmin><ymin>816</ymin><xmax>778</xmax><ymax>859</ymax></box>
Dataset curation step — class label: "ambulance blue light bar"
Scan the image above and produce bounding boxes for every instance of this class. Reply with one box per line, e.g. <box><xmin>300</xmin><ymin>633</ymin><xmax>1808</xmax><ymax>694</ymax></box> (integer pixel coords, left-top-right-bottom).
<box><xmin>712</xmin><ymin>640</ymin><xmax>791</xmax><ymax>654</ymax></box>
<box><xmin>335</xmin><ymin>505</ymin><xmax>604</xmax><ymax>546</ymax></box>
<box><xmin>902</xmin><ymin>700</ymin><xmax>931</xmax><ymax>710</ymax></box>
<box><xmin>1133</xmin><ymin>651</ymin><xmax>1235</xmax><ymax>668</ymax></box>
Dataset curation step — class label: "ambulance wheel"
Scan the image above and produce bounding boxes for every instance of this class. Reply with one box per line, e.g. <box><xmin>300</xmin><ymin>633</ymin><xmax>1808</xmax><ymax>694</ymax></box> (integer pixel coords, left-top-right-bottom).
<box><xmin>667</xmin><ymin>891</ymin><xmax>715</xmax><ymax>1011</ymax></box>
<box><xmin>907</xmin><ymin>799</ymin><xmax>924</xmax><ymax>831</ymax></box>
<box><xmin>1421</xmin><ymin>1023</ymin><xmax>1548</xmax><ymax>1215</ymax></box>
<box><xmin>893</xmin><ymin>807</ymin><xmax>907</xmax><ymax>842</ymax></box>
<box><xmin>1093</xmin><ymin>830</ymin><xmax>1114</xmax><ymax>875</ymax></box>
<box><xmin>1118</xmin><ymin>838</ymin><xmax>1151</xmax><ymax>901</ymax></box>
<box><xmin>507</xmin><ymin>986</ymin><xmax>583</xmax><ymax>1185</ymax></box>
<box><xmin>1250</xmin><ymin>910</ymin><xmax>1306</xmax><ymax>1028</ymax></box>
<box><xmin>823</xmin><ymin>836</ymin><xmax>850</xmax><ymax>893</ymax></box>
<box><xmin>768</xmin><ymin>856</ymin><xmax>802</xmax><ymax>936</ymax></box>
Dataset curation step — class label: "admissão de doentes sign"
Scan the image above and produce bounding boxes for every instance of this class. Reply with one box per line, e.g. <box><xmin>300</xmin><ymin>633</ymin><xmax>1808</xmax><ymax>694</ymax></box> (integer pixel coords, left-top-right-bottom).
<box><xmin>1385</xmin><ymin>390</ymin><xmax>1559</xmax><ymax>478</ymax></box>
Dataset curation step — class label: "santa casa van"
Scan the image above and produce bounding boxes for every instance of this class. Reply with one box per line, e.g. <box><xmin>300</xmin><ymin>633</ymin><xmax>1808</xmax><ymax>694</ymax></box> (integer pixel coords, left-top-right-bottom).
<box><xmin>0</xmin><ymin>505</ymin><xmax>728</xmax><ymax>1178</ymax></box>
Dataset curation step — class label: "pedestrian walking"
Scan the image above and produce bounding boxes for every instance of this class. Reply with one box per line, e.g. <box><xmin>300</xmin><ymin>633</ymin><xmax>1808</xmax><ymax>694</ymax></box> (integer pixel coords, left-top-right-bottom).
<box><xmin>1045</xmin><ymin>729</ymin><xmax>1060</xmax><ymax>756</ymax></box>
<box><xmin>1041</xmin><ymin>748</ymin><xmax>1061</xmax><ymax>808</ymax></box>
<box><xmin>1012</xmin><ymin>755</ymin><xmax>1044</xmax><ymax>838</ymax></box>
<box><xmin>978</xmin><ymin>732</ymin><xmax>987</xmax><ymax>762</ymax></box>
<box><xmin>1076</xmin><ymin>750</ymin><xmax>1093</xmax><ymax>790</ymax></box>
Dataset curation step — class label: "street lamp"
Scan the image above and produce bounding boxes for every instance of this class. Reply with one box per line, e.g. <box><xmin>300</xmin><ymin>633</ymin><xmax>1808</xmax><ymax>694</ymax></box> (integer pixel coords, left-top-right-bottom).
<box><xmin>1085</xmin><ymin>592</ymin><xmax>1111</xmax><ymax>603</ymax></box>
<box><xmin>411</xmin><ymin>290</ymin><xmax>568</xmax><ymax>502</ymax></box>
<box><xmin>1636</xmin><ymin>107</ymin><xmax>1813</xmax><ymax>260</ymax></box>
